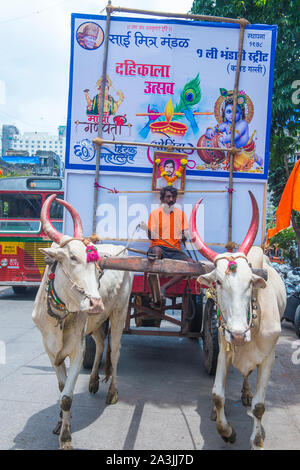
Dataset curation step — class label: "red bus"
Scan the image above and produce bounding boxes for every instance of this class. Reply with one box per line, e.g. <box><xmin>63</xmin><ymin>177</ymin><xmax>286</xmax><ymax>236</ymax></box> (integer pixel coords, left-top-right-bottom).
<box><xmin>0</xmin><ymin>176</ymin><xmax>64</xmax><ymax>294</ymax></box>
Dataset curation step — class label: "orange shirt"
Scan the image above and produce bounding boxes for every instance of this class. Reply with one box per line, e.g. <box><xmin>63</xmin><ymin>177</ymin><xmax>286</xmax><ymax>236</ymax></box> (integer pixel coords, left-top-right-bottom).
<box><xmin>148</xmin><ymin>207</ymin><xmax>189</xmax><ymax>250</ymax></box>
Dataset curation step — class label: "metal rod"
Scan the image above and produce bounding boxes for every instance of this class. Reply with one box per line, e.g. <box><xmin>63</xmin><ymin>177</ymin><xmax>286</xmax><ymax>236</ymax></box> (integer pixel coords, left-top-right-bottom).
<box><xmin>136</xmin><ymin>112</ymin><xmax>213</xmax><ymax>116</ymax></box>
<box><xmin>92</xmin><ymin>1</ymin><xmax>112</xmax><ymax>233</ymax></box>
<box><xmin>109</xmin><ymin>4</ymin><xmax>249</xmax><ymax>26</ymax></box>
<box><xmin>99</xmin><ymin>238</ymin><xmax>242</xmax><ymax>248</ymax></box>
<box><xmin>127</xmin><ymin>247</ymin><xmax>148</xmax><ymax>255</ymax></box>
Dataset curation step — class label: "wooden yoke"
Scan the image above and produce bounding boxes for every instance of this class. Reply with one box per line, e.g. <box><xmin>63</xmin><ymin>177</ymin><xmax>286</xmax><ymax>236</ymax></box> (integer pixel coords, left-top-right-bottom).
<box><xmin>97</xmin><ymin>256</ymin><xmax>268</xmax><ymax>280</ymax></box>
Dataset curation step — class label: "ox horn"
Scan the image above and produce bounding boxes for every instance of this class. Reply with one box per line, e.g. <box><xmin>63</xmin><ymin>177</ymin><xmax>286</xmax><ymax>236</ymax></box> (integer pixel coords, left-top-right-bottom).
<box><xmin>189</xmin><ymin>198</ymin><xmax>218</xmax><ymax>263</ymax></box>
<box><xmin>189</xmin><ymin>191</ymin><xmax>259</xmax><ymax>262</ymax></box>
<box><xmin>41</xmin><ymin>194</ymin><xmax>84</xmax><ymax>244</ymax></box>
<box><xmin>238</xmin><ymin>190</ymin><xmax>259</xmax><ymax>255</ymax></box>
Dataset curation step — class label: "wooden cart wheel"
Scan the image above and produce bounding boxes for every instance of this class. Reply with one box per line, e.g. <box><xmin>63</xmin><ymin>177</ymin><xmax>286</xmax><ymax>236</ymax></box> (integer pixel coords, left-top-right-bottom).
<box><xmin>202</xmin><ymin>298</ymin><xmax>219</xmax><ymax>375</ymax></box>
<box><xmin>13</xmin><ymin>286</ymin><xmax>27</xmax><ymax>295</ymax></box>
<box><xmin>294</xmin><ymin>305</ymin><xmax>300</xmax><ymax>339</ymax></box>
<box><xmin>189</xmin><ymin>294</ymin><xmax>203</xmax><ymax>333</ymax></box>
<box><xmin>182</xmin><ymin>293</ymin><xmax>203</xmax><ymax>334</ymax></box>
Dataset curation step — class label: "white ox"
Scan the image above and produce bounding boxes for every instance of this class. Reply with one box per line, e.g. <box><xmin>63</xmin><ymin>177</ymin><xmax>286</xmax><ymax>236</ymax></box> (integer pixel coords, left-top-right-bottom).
<box><xmin>32</xmin><ymin>195</ymin><xmax>133</xmax><ymax>449</ymax></box>
<box><xmin>189</xmin><ymin>191</ymin><xmax>286</xmax><ymax>450</ymax></box>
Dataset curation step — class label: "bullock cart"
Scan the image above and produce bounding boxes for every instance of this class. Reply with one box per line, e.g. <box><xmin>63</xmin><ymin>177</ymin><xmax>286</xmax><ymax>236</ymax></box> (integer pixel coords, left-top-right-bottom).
<box><xmin>108</xmin><ymin>256</ymin><xmax>216</xmax><ymax>375</ymax></box>
<box><xmin>65</xmin><ymin>5</ymin><xmax>274</xmax><ymax>388</ymax></box>
<box><xmin>83</xmin><ymin>254</ymin><xmax>219</xmax><ymax>375</ymax></box>
<box><xmin>34</xmin><ymin>2</ymin><xmax>278</xmax><ymax>450</ymax></box>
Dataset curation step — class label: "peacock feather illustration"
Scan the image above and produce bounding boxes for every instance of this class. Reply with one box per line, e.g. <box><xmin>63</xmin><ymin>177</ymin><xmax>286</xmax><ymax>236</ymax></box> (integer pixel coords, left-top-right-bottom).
<box><xmin>173</xmin><ymin>73</ymin><xmax>201</xmax><ymax>134</ymax></box>
<box><xmin>138</xmin><ymin>73</ymin><xmax>202</xmax><ymax>138</ymax></box>
<box><xmin>174</xmin><ymin>73</ymin><xmax>201</xmax><ymax>116</ymax></box>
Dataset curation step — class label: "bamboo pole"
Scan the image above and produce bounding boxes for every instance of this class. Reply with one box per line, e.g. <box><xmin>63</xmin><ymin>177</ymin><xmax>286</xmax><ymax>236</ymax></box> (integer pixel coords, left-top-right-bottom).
<box><xmin>101</xmin><ymin>190</ymin><xmax>227</xmax><ymax>194</ymax></box>
<box><xmin>261</xmin><ymin>181</ymin><xmax>268</xmax><ymax>247</ymax></box>
<box><xmin>108</xmin><ymin>4</ymin><xmax>249</xmax><ymax>26</ymax></box>
<box><xmin>92</xmin><ymin>1</ymin><xmax>112</xmax><ymax>234</ymax></box>
<box><xmin>226</xmin><ymin>21</ymin><xmax>247</xmax><ymax>251</ymax></box>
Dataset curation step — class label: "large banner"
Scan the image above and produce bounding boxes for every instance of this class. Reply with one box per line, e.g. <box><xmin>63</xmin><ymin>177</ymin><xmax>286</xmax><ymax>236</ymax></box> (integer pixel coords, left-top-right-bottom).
<box><xmin>65</xmin><ymin>14</ymin><xmax>276</xmax><ymax>181</ymax></box>
<box><xmin>64</xmin><ymin>13</ymin><xmax>276</xmax><ymax>249</ymax></box>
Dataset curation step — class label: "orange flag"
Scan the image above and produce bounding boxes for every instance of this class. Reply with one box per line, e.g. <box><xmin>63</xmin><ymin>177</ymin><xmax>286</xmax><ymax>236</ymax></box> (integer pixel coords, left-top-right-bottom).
<box><xmin>267</xmin><ymin>159</ymin><xmax>300</xmax><ymax>243</ymax></box>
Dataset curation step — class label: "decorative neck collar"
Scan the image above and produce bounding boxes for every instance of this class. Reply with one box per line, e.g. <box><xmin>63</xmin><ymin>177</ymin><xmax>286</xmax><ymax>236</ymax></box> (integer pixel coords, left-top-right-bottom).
<box><xmin>46</xmin><ymin>262</ymin><xmax>70</xmax><ymax>328</ymax></box>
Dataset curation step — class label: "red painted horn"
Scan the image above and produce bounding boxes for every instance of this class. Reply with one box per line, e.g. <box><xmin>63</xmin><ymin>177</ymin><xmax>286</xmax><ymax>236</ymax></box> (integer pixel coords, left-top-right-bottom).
<box><xmin>189</xmin><ymin>191</ymin><xmax>259</xmax><ymax>261</ymax></box>
<box><xmin>238</xmin><ymin>191</ymin><xmax>259</xmax><ymax>255</ymax></box>
<box><xmin>41</xmin><ymin>194</ymin><xmax>83</xmax><ymax>244</ymax></box>
<box><xmin>189</xmin><ymin>198</ymin><xmax>218</xmax><ymax>263</ymax></box>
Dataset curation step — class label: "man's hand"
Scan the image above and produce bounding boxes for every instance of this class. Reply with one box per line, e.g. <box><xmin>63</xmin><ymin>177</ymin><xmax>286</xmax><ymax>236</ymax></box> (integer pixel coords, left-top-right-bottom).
<box><xmin>182</xmin><ymin>228</ymin><xmax>190</xmax><ymax>242</ymax></box>
<box><xmin>140</xmin><ymin>221</ymin><xmax>152</xmax><ymax>241</ymax></box>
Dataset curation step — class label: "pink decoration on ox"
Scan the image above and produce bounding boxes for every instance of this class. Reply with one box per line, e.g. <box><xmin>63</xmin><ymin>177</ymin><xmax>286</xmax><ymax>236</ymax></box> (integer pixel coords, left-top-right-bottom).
<box><xmin>225</xmin><ymin>259</ymin><xmax>237</xmax><ymax>275</ymax></box>
<box><xmin>86</xmin><ymin>245</ymin><xmax>99</xmax><ymax>263</ymax></box>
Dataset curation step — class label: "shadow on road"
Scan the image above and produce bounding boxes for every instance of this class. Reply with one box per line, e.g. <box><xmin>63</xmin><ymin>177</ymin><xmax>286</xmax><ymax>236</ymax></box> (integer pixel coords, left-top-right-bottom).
<box><xmin>10</xmin><ymin>323</ymin><xmax>300</xmax><ymax>450</ymax></box>
<box><xmin>0</xmin><ymin>287</ymin><xmax>38</xmax><ymax>301</ymax></box>
<box><xmin>10</xmin><ymin>392</ymin><xmax>108</xmax><ymax>450</ymax></box>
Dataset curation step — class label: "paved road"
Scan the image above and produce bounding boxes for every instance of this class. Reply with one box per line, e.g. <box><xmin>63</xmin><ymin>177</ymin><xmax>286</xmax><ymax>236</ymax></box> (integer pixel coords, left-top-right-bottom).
<box><xmin>0</xmin><ymin>286</ymin><xmax>299</xmax><ymax>451</ymax></box>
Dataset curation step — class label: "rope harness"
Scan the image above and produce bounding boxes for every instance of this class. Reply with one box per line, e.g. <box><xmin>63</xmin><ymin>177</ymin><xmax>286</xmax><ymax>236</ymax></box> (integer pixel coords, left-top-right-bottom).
<box><xmin>46</xmin><ymin>262</ymin><xmax>73</xmax><ymax>329</ymax></box>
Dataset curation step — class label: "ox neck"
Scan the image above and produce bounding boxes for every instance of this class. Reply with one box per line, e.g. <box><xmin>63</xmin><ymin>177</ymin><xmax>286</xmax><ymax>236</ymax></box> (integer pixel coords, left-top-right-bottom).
<box><xmin>46</xmin><ymin>262</ymin><xmax>72</xmax><ymax>329</ymax></box>
<box><xmin>210</xmin><ymin>286</ymin><xmax>261</xmax><ymax>347</ymax></box>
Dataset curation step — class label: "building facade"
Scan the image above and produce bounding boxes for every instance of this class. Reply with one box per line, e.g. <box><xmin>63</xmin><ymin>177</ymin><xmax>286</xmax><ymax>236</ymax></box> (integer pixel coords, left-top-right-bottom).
<box><xmin>8</xmin><ymin>128</ymin><xmax>66</xmax><ymax>161</ymax></box>
<box><xmin>1</xmin><ymin>125</ymin><xmax>66</xmax><ymax>177</ymax></box>
<box><xmin>1</xmin><ymin>125</ymin><xmax>19</xmax><ymax>156</ymax></box>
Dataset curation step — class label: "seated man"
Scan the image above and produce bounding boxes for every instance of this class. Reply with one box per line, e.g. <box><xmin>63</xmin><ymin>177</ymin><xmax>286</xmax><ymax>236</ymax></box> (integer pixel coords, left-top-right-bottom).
<box><xmin>145</xmin><ymin>186</ymin><xmax>194</xmax><ymax>297</ymax></box>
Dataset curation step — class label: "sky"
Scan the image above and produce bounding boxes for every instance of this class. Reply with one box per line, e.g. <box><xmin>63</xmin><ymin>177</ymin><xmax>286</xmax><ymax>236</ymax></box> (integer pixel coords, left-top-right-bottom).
<box><xmin>0</xmin><ymin>0</ymin><xmax>194</xmax><ymax>137</ymax></box>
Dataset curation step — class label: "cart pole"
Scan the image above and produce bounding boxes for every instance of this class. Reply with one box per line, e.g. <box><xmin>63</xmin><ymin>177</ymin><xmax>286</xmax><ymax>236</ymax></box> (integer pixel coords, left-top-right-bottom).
<box><xmin>92</xmin><ymin>1</ymin><xmax>112</xmax><ymax>234</ymax></box>
<box><xmin>226</xmin><ymin>21</ymin><xmax>247</xmax><ymax>251</ymax></box>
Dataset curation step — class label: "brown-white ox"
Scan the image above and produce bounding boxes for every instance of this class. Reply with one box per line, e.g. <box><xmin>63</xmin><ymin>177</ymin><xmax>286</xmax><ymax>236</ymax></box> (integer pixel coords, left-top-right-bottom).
<box><xmin>189</xmin><ymin>191</ymin><xmax>286</xmax><ymax>450</ymax></box>
<box><xmin>32</xmin><ymin>195</ymin><xmax>133</xmax><ymax>449</ymax></box>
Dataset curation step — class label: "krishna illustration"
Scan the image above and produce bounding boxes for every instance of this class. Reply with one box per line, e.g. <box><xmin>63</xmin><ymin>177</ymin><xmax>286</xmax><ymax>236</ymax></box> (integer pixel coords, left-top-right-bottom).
<box><xmin>84</xmin><ymin>75</ymin><xmax>125</xmax><ymax>116</ymax></box>
<box><xmin>197</xmin><ymin>88</ymin><xmax>262</xmax><ymax>172</ymax></box>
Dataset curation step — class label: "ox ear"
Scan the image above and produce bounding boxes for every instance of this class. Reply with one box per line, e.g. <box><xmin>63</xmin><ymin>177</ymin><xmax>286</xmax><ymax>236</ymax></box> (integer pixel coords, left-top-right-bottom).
<box><xmin>252</xmin><ymin>273</ymin><xmax>266</xmax><ymax>289</ymax></box>
<box><xmin>197</xmin><ymin>271</ymin><xmax>216</xmax><ymax>288</ymax></box>
<box><xmin>39</xmin><ymin>247</ymin><xmax>65</xmax><ymax>262</ymax></box>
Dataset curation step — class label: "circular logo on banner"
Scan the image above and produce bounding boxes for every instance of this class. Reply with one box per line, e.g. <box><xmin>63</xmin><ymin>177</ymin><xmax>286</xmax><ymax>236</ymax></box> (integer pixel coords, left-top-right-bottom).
<box><xmin>76</xmin><ymin>22</ymin><xmax>104</xmax><ymax>50</ymax></box>
<box><xmin>74</xmin><ymin>139</ymin><xmax>96</xmax><ymax>162</ymax></box>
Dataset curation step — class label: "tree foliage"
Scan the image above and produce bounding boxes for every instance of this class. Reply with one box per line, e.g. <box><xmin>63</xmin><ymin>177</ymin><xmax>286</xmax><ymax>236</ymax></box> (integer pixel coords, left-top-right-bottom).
<box><xmin>190</xmin><ymin>0</ymin><xmax>300</xmax><ymax>167</ymax></box>
<box><xmin>191</xmin><ymin>0</ymin><xmax>300</xmax><ymax>264</ymax></box>
<box><xmin>267</xmin><ymin>162</ymin><xmax>292</xmax><ymax>207</ymax></box>
<box><xmin>267</xmin><ymin>227</ymin><xmax>297</xmax><ymax>265</ymax></box>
